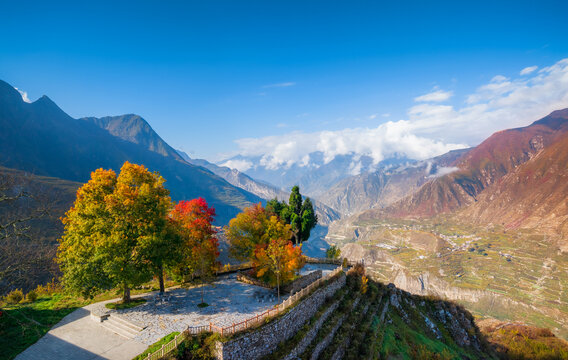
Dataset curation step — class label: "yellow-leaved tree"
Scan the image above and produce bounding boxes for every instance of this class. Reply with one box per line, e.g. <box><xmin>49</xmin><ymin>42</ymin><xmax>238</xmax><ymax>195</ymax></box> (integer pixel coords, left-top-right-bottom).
<box><xmin>57</xmin><ymin>162</ymin><xmax>176</xmax><ymax>302</ymax></box>
<box><xmin>253</xmin><ymin>216</ymin><xmax>304</xmax><ymax>300</ymax></box>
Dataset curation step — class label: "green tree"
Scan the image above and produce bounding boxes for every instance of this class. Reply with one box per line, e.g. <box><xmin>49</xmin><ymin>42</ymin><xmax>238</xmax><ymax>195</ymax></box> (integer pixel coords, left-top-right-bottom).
<box><xmin>267</xmin><ymin>186</ymin><xmax>318</xmax><ymax>244</ymax></box>
<box><xmin>58</xmin><ymin>162</ymin><xmax>175</xmax><ymax>302</ymax></box>
<box><xmin>326</xmin><ymin>245</ymin><xmax>341</xmax><ymax>259</ymax></box>
<box><xmin>300</xmin><ymin>197</ymin><xmax>317</xmax><ymax>242</ymax></box>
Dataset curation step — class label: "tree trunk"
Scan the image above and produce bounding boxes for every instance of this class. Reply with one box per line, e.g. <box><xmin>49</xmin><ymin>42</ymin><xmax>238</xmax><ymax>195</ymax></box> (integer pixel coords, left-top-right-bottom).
<box><xmin>201</xmin><ymin>278</ymin><xmax>205</xmax><ymax>304</ymax></box>
<box><xmin>123</xmin><ymin>283</ymin><xmax>131</xmax><ymax>303</ymax></box>
<box><xmin>277</xmin><ymin>274</ymin><xmax>280</xmax><ymax>302</ymax></box>
<box><xmin>158</xmin><ymin>265</ymin><xmax>165</xmax><ymax>294</ymax></box>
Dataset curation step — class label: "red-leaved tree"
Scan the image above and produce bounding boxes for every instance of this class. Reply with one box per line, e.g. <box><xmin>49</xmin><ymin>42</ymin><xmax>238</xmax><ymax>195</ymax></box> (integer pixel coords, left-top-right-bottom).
<box><xmin>170</xmin><ymin>198</ymin><xmax>219</xmax><ymax>305</ymax></box>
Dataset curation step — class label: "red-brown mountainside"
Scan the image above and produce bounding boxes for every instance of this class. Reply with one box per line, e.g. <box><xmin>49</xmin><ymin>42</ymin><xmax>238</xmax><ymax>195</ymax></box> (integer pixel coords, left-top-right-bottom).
<box><xmin>358</xmin><ymin>109</ymin><xmax>568</xmax><ymax>227</ymax></box>
<box><xmin>458</xmin><ymin>130</ymin><xmax>568</xmax><ymax>237</ymax></box>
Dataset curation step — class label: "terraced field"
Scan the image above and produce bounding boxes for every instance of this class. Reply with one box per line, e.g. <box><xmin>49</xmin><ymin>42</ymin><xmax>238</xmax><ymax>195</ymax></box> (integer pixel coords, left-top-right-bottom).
<box><xmin>328</xmin><ymin>218</ymin><xmax>568</xmax><ymax>339</ymax></box>
<box><xmin>259</xmin><ymin>270</ymin><xmax>494</xmax><ymax>360</ymax></box>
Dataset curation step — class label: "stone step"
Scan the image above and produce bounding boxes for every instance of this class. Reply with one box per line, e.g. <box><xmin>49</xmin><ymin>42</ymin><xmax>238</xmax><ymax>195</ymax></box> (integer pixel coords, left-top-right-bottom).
<box><xmin>109</xmin><ymin>314</ymin><xmax>145</xmax><ymax>332</ymax></box>
<box><xmin>101</xmin><ymin>317</ymin><xmax>140</xmax><ymax>339</ymax></box>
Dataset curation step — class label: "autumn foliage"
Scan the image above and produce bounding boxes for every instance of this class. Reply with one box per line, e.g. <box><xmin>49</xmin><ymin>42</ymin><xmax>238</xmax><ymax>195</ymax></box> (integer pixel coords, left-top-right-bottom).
<box><xmin>57</xmin><ymin>162</ymin><xmax>219</xmax><ymax>302</ymax></box>
<box><xmin>226</xmin><ymin>204</ymin><xmax>304</xmax><ymax>298</ymax></box>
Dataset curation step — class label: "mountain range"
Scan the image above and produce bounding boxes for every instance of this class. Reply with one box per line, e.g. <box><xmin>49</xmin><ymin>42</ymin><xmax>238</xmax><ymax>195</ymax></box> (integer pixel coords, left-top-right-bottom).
<box><xmin>325</xmin><ymin>109</ymin><xmax>568</xmax><ymax>339</ymax></box>
<box><xmin>177</xmin><ymin>151</ymin><xmax>340</xmax><ymax>225</ymax></box>
<box><xmin>0</xmin><ymin>79</ymin><xmax>262</xmax><ymax>224</ymax></box>
<box><xmin>220</xmin><ymin>152</ymin><xmax>412</xmax><ymax>198</ymax></box>
<box><xmin>354</xmin><ymin>108</ymin><xmax>568</xmax><ymax>235</ymax></box>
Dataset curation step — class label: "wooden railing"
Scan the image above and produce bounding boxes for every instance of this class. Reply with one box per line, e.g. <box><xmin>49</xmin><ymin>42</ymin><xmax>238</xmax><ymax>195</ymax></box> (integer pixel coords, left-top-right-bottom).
<box><xmin>146</xmin><ymin>264</ymin><xmax>344</xmax><ymax>359</ymax></box>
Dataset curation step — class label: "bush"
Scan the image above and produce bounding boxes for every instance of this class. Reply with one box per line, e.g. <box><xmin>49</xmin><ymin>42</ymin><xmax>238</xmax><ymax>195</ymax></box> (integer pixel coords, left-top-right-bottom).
<box><xmin>34</xmin><ymin>279</ymin><xmax>62</xmax><ymax>296</ymax></box>
<box><xmin>5</xmin><ymin>289</ymin><xmax>24</xmax><ymax>304</ymax></box>
<box><xmin>326</xmin><ymin>245</ymin><xmax>341</xmax><ymax>259</ymax></box>
<box><xmin>26</xmin><ymin>290</ymin><xmax>38</xmax><ymax>302</ymax></box>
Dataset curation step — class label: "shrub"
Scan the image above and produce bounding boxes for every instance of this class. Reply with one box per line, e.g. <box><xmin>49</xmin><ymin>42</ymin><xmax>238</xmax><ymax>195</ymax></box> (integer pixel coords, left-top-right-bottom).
<box><xmin>34</xmin><ymin>278</ymin><xmax>62</xmax><ymax>296</ymax></box>
<box><xmin>5</xmin><ymin>289</ymin><xmax>24</xmax><ymax>304</ymax></box>
<box><xmin>326</xmin><ymin>245</ymin><xmax>341</xmax><ymax>259</ymax></box>
<box><xmin>26</xmin><ymin>290</ymin><xmax>38</xmax><ymax>302</ymax></box>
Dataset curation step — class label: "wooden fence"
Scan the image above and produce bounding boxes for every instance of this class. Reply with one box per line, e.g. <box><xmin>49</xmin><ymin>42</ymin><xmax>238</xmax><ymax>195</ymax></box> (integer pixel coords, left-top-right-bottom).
<box><xmin>146</xmin><ymin>264</ymin><xmax>344</xmax><ymax>360</ymax></box>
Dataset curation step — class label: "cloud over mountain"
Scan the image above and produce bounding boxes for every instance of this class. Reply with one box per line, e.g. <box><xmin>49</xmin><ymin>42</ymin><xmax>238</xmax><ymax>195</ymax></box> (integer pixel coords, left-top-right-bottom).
<box><xmin>227</xmin><ymin>58</ymin><xmax>568</xmax><ymax>171</ymax></box>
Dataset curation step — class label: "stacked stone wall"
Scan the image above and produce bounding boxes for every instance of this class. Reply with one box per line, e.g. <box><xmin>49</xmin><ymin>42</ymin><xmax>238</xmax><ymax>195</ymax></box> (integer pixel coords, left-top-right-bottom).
<box><xmin>214</xmin><ymin>274</ymin><xmax>346</xmax><ymax>360</ymax></box>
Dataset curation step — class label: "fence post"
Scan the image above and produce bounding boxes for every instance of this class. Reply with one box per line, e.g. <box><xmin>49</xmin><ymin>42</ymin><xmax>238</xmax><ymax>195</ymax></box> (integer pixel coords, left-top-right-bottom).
<box><xmin>233</xmin><ymin>322</ymin><xmax>235</xmax><ymax>334</ymax></box>
<box><xmin>161</xmin><ymin>344</ymin><xmax>164</xmax><ymax>356</ymax></box>
<box><xmin>209</xmin><ymin>322</ymin><xmax>212</xmax><ymax>332</ymax></box>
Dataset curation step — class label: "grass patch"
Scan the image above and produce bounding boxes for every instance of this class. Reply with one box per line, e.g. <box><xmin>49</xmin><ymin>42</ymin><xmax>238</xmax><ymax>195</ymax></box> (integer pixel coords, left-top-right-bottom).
<box><xmin>174</xmin><ymin>332</ymin><xmax>220</xmax><ymax>359</ymax></box>
<box><xmin>105</xmin><ymin>298</ymin><xmax>146</xmax><ymax>310</ymax></box>
<box><xmin>133</xmin><ymin>331</ymin><xmax>180</xmax><ymax>360</ymax></box>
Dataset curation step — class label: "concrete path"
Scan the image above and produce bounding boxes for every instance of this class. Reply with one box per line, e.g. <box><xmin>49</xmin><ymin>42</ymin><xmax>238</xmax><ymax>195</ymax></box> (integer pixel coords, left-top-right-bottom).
<box><xmin>15</xmin><ymin>306</ymin><xmax>147</xmax><ymax>360</ymax></box>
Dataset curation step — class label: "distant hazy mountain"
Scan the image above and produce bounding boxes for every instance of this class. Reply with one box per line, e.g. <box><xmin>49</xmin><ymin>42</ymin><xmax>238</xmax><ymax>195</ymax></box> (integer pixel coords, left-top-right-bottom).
<box><xmin>220</xmin><ymin>152</ymin><xmax>412</xmax><ymax>198</ymax></box>
<box><xmin>317</xmin><ymin>149</ymin><xmax>470</xmax><ymax>216</ymax></box>
<box><xmin>177</xmin><ymin>151</ymin><xmax>340</xmax><ymax>224</ymax></box>
<box><xmin>0</xmin><ymin>79</ymin><xmax>261</xmax><ymax>224</ymax></box>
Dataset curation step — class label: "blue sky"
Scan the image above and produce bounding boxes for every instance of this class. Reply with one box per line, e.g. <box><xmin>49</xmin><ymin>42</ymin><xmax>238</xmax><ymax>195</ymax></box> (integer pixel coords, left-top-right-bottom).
<box><xmin>2</xmin><ymin>0</ymin><xmax>568</xmax><ymax>163</ymax></box>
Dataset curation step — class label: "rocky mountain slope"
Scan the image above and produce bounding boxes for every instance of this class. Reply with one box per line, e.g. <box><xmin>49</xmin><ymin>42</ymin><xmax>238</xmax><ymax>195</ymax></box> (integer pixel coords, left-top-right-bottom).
<box><xmin>82</xmin><ymin>114</ymin><xmax>185</xmax><ymax>161</ymax></box>
<box><xmin>0</xmin><ymin>80</ymin><xmax>262</xmax><ymax>224</ymax></box>
<box><xmin>317</xmin><ymin>149</ymin><xmax>469</xmax><ymax>217</ymax></box>
<box><xmin>369</xmin><ymin>109</ymin><xmax>568</xmax><ymax>223</ymax></box>
<box><xmin>457</xmin><ymin>129</ymin><xmax>568</xmax><ymax>238</ymax></box>
<box><xmin>0</xmin><ymin>165</ymin><xmax>81</xmax><ymax>295</ymax></box>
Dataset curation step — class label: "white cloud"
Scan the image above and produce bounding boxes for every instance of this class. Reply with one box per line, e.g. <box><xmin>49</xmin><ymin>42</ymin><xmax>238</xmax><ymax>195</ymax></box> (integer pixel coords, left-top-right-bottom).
<box><xmin>520</xmin><ymin>66</ymin><xmax>538</xmax><ymax>75</ymax></box>
<box><xmin>14</xmin><ymin>87</ymin><xmax>31</xmax><ymax>103</ymax></box>
<box><xmin>382</xmin><ymin>113</ymin><xmax>391</xmax><ymax>118</ymax></box>
<box><xmin>220</xmin><ymin>159</ymin><xmax>253</xmax><ymax>172</ymax></box>
<box><xmin>368</xmin><ymin>114</ymin><xmax>378</xmax><ymax>120</ymax></box>
<box><xmin>428</xmin><ymin>166</ymin><xmax>460</xmax><ymax>178</ymax></box>
<box><xmin>414</xmin><ymin>89</ymin><xmax>453</xmax><ymax>102</ymax></box>
<box><xmin>263</xmin><ymin>82</ymin><xmax>296</xmax><ymax>88</ymax></box>
<box><xmin>226</xmin><ymin>58</ymin><xmax>568</xmax><ymax>171</ymax></box>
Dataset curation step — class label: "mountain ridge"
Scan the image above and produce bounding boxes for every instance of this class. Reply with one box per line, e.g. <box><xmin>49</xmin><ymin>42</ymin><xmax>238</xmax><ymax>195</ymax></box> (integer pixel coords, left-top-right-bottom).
<box><xmin>0</xmin><ymin>79</ymin><xmax>262</xmax><ymax>224</ymax></box>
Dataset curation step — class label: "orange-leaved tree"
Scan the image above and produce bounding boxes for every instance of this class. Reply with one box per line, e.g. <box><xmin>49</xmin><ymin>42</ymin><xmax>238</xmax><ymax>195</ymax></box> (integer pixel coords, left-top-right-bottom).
<box><xmin>58</xmin><ymin>162</ymin><xmax>174</xmax><ymax>302</ymax></box>
<box><xmin>225</xmin><ymin>203</ymin><xmax>270</xmax><ymax>262</ymax></box>
<box><xmin>254</xmin><ymin>216</ymin><xmax>304</xmax><ymax>300</ymax></box>
<box><xmin>170</xmin><ymin>198</ymin><xmax>219</xmax><ymax>305</ymax></box>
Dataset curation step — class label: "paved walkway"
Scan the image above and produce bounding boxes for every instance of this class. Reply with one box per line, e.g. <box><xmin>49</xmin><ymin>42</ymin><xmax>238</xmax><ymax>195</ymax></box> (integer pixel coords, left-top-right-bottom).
<box><xmin>15</xmin><ymin>263</ymin><xmax>337</xmax><ymax>360</ymax></box>
<box><xmin>15</xmin><ymin>306</ymin><xmax>147</xmax><ymax>360</ymax></box>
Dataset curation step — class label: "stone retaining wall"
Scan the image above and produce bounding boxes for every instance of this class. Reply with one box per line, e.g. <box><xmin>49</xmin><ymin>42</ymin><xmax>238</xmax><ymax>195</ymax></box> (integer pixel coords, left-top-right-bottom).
<box><xmin>310</xmin><ymin>315</ymin><xmax>346</xmax><ymax>360</ymax></box>
<box><xmin>214</xmin><ymin>273</ymin><xmax>346</xmax><ymax>360</ymax></box>
<box><xmin>282</xmin><ymin>270</ymin><xmax>322</xmax><ymax>294</ymax></box>
<box><xmin>236</xmin><ymin>273</ymin><xmax>273</xmax><ymax>290</ymax></box>
<box><xmin>282</xmin><ymin>294</ymin><xmax>343</xmax><ymax>360</ymax></box>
